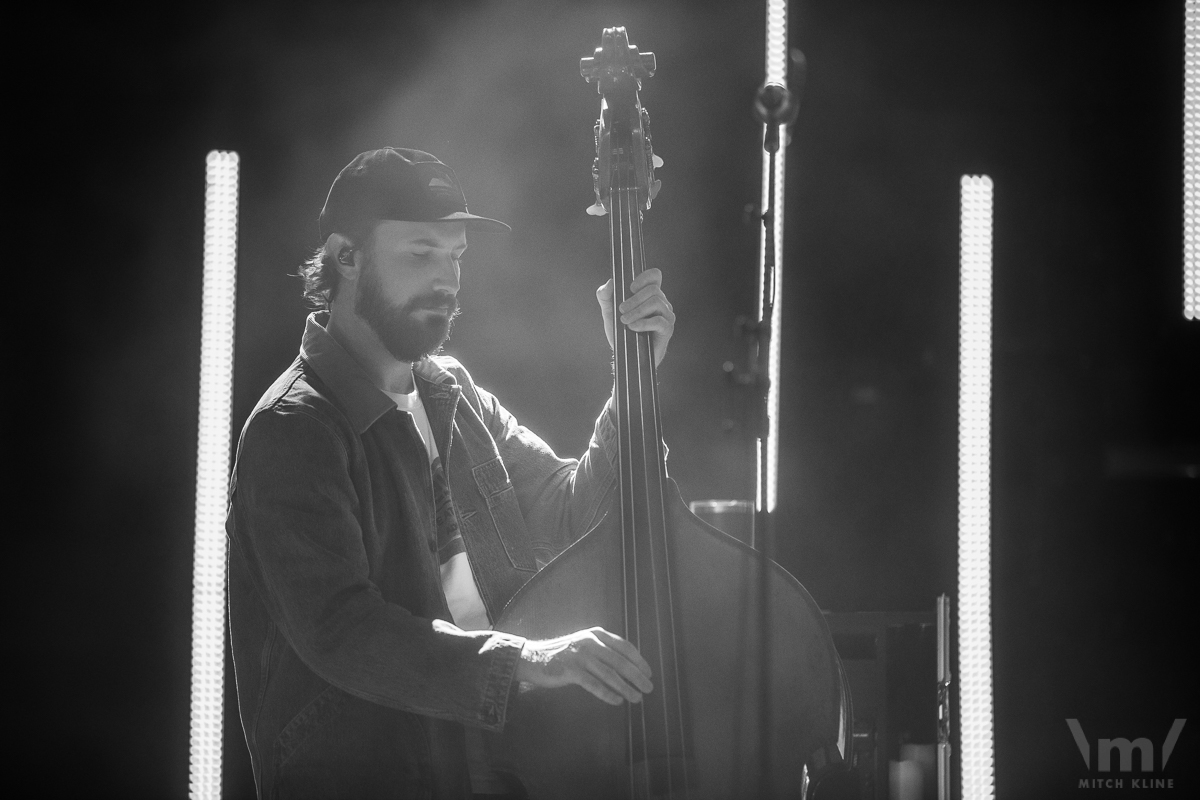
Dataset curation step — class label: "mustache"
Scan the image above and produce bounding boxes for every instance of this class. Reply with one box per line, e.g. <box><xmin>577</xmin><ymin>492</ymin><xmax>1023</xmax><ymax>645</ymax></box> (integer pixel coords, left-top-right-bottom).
<box><xmin>409</xmin><ymin>291</ymin><xmax>458</xmax><ymax>311</ymax></box>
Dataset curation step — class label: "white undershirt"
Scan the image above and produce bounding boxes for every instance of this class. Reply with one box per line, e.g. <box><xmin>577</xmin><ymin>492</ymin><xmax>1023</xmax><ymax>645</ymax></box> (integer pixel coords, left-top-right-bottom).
<box><xmin>383</xmin><ymin>384</ymin><xmax>490</xmax><ymax>632</ymax></box>
<box><xmin>383</xmin><ymin>380</ymin><xmax>505</xmax><ymax>794</ymax></box>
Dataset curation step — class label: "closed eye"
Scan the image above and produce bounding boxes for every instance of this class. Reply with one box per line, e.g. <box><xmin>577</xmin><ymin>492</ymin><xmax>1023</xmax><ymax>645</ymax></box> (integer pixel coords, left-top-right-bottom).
<box><xmin>408</xmin><ymin>248</ymin><xmax>467</xmax><ymax>260</ymax></box>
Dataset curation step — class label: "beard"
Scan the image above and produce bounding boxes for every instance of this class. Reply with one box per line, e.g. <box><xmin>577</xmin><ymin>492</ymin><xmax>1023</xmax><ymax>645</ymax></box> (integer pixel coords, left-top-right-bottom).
<box><xmin>354</xmin><ymin>261</ymin><xmax>459</xmax><ymax>363</ymax></box>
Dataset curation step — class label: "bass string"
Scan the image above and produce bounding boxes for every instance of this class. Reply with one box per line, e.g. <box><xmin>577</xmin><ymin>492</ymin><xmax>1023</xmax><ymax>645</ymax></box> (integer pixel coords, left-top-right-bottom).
<box><xmin>620</xmin><ymin>161</ymin><xmax>689</xmax><ymax>797</ymax></box>
<box><xmin>630</xmin><ymin>177</ymin><xmax>691</xmax><ymax>798</ymax></box>
<box><xmin>614</xmin><ymin>160</ymin><xmax>659</xmax><ymax>797</ymax></box>
<box><xmin>612</xmin><ymin>158</ymin><xmax>650</xmax><ymax>797</ymax></box>
<box><xmin>631</xmin><ymin>177</ymin><xmax>662</xmax><ymax>799</ymax></box>
<box><xmin>620</xmin><ymin>177</ymin><xmax>659</xmax><ymax>799</ymax></box>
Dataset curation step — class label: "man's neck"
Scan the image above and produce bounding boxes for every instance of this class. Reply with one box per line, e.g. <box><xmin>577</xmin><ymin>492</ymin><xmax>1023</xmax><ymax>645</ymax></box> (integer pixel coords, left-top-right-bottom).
<box><xmin>325</xmin><ymin>308</ymin><xmax>415</xmax><ymax>394</ymax></box>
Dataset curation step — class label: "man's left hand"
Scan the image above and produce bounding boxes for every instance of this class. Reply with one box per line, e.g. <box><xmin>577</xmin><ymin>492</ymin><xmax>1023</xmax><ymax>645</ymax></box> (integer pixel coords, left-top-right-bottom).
<box><xmin>596</xmin><ymin>268</ymin><xmax>676</xmax><ymax>367</ymax></box>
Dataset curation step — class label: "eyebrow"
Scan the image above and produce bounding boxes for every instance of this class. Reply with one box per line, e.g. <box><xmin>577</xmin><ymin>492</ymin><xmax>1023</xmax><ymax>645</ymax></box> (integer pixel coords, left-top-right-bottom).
<box><xmin>407</xmin><ymin>237</ymin><xmax>467</xmax><ymax>252</ymax></box>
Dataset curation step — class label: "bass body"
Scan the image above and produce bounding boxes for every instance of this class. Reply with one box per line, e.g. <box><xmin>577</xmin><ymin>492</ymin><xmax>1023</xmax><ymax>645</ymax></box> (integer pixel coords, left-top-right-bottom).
<box><xmin>496</xmin><ymin>479</ymin><xmax>847</xmax><ymax>799</ymax></box>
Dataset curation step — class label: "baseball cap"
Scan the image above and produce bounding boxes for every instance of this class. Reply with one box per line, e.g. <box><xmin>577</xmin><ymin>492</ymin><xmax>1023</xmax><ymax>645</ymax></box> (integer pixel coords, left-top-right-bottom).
<box><xmin>318</xmin><ymin>147</ymin><xmax>511</xmax><ymax>239</ymax></box>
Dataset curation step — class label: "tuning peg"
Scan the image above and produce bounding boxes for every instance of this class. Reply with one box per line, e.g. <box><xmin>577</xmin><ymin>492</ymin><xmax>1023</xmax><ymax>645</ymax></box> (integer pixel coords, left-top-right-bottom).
<box><xmin>649</xmin><ymin>180</ymin><xmax>661</xmax><ymax>202</ymax></box>
<box><xmin>652</xmin><ymin>154</ymin><xmax>664</xmax><ymax>168</ymax></box>
<box><xmin>587</xmin><ymin>202</ymin><xmax>608</xmax><ymax>216</ymax></box>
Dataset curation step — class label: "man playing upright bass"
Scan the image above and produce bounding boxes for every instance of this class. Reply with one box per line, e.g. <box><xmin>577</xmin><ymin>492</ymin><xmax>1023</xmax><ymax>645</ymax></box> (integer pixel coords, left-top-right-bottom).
<box><xmin>226</xmin><ymin>147</ymin><xmax>676</xmax><ymax>798</ymax></box>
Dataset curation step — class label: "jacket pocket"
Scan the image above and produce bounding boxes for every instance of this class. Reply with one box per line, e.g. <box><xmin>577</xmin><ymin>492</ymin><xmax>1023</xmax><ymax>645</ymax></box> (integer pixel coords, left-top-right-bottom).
<box><xmin>275</xmin><ymin>684</ymin><xmax>346</xmax><ymax>769</ymax></box>
<box><xmin>471</xmin><ymin>458</ymin><xmax>536</xmax><ymax>572</ymax></box>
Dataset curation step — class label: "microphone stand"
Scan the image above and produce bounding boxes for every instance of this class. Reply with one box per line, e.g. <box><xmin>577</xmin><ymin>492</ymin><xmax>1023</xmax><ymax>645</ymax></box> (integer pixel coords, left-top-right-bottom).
<box><xmin>751</xmin><ymin>78</ymin><xmax>799</xmax><ymax>798</ymax></box>
<box><xmin>752</xmin><ymin>81</ymin><xmax>798</xmax><ymax>549</ymax></box>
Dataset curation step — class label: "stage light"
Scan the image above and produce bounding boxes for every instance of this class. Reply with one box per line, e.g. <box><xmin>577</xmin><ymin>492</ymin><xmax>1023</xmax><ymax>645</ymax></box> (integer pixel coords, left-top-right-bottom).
<box><xmin>765</xmin><ymin>0</ymin><xmax>787</xmax><ymax>85</ymax></box>
<box><xmin>190</xmin><ymin>150</ymin><xmax>240</xmax><ymax>800</ymax></box>
<box><xmin>759</xmin><ymin>0</ymin><xmax>789</xmax><ymax>511</ymax></box>
<box><xmin>959</xmin><ymin>175</ymin><xmax>995</xmax><ymax>800</ymax></box>
<box><xmin>1186</xmin><ymin>0</ymin><xmax>1199</xmax><ymax>319</ymax></box>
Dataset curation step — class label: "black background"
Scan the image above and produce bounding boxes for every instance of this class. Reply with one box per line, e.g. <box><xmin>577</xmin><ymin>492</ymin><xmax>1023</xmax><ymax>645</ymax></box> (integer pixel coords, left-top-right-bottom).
<box><xmin>12</xmin><ymin>1</ymin><xmax>1196</xmax><ymax>797</ymax></box>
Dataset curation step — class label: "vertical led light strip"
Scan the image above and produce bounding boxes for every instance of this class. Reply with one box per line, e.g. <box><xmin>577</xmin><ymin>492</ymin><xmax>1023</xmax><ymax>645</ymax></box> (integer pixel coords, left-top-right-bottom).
<box><xmin>1186</xmin><ymin>0</ymin><xmax>1199</xmax><ymax>319</ymax></box>
<box><xmin>190</xmin><ymin>150</ymin><xmax>240</xmax><ymax>800</ymax></box>
<box><xmin>759</xmin><ymin>0</ymin><xmax>788</xmax><ymax>510</ymax></box>
<box><xmin>958</xmin><ymin>175</ymin><xmax>995</xmax><ymax>800</ymax></box>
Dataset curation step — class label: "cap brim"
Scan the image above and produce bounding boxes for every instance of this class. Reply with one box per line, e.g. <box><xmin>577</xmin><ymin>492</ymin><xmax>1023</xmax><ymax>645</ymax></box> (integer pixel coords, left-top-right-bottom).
<box><xmin>439</xmin><ymin>211</ymin><xmax>511</xmax><ymax>233</ymax></box>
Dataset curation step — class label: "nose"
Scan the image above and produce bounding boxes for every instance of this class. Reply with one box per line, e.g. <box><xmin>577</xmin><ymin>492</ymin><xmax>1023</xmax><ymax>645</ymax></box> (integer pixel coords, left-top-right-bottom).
<box><xmin>433</xmin><ymin>252</ymin><xmax>460</xmax><ymax>295</ymax></box>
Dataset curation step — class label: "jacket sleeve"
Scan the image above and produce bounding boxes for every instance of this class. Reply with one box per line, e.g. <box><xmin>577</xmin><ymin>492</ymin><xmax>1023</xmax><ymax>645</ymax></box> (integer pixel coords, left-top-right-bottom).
<box><xmin>458</xmin><ymin>374</ymin><xmax>620</xmax><ymax>565</ymax></box>
<box><xmin>227</xmin><ymin>405</ymin><xmax>524</xmax><ymax>731</ymax></box>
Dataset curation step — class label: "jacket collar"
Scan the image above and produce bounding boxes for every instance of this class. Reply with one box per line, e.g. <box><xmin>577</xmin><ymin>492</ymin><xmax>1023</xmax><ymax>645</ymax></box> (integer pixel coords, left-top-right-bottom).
<box><xmin>413</xmin><ymin>355</ymin><xmax>460</xmax><ymax>398</ymax></box>
<box><xmin>299</xmin><ymin>311</ymin><xmax>459</xmax><ymax>434</ymax></box>
<box><xmin>299</xmin><ymin>312</ymin><xmax>392</xmax><ymax>434</ymax></box>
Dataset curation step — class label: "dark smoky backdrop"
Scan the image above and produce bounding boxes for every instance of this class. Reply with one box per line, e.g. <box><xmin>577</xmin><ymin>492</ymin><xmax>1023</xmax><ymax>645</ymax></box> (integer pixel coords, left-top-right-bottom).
<box><xmin>12</xmin><ymin>1</ymin><xmax>1194</xmax><ymax>797</ymax></box>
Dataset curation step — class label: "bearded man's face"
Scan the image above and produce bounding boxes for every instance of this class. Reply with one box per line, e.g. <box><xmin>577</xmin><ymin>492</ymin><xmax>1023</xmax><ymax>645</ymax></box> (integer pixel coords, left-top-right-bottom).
<box><xmin>352</xmin><ymin>220</ymin><xmax>465</xmax><ymax>362</ymax></box>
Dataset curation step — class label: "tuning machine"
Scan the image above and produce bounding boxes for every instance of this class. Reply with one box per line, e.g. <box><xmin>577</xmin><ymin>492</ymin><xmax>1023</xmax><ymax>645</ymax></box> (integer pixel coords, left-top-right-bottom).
<box><xmin>587</xmin><ymin>116</ymin><xmax>611</xmax><ymax>216</ymax></box>
<box><xmin>639</xmin><ymin>107</ymin><xmax>662</xmax><ymax>207</ymax></box>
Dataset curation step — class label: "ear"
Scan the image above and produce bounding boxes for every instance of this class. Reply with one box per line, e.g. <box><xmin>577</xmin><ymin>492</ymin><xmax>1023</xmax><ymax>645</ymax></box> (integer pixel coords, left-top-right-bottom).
<box><xmin>325</xmin><ymin>233</ymin><xmax>360</xmax><ymax>280</ymax></box>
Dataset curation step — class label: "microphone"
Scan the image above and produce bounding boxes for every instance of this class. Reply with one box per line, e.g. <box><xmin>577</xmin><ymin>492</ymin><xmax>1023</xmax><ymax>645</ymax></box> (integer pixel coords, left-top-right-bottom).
<box><xmin>754</xmin><ymin>50</ymin><xmax>806</xmax><ymax>153</ymax></box>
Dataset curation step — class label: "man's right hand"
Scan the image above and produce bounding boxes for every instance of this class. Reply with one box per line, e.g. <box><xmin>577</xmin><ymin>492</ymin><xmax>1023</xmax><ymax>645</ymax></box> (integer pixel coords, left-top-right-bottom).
<box><xmin>515</xmin><ymin>627</ymin><xmax>654</xmax><ymax>706</ymax></box>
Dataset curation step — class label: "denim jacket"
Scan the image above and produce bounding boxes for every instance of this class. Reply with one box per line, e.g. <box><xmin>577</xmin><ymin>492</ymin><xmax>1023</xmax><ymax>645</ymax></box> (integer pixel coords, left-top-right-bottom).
<box><xmin>226</xmin><ymin>312</ymin><xmax>618</xmax><ymax>799</ymax></box>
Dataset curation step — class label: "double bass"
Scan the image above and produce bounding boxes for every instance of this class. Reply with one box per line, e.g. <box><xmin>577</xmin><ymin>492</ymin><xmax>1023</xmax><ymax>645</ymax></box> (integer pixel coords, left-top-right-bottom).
<box><xmin>495</xmin><ymin>27</ymin><xmax>851</xmax><ymax>799</ymax></box>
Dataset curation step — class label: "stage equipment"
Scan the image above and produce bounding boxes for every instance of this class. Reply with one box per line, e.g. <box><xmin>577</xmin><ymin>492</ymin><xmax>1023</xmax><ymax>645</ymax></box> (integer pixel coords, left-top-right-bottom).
<box><xmin>937</xmin><ymin>594</ymin><xmax>953</xmax><ymax>800</ymax></box>
<box><xmin>190</xmin><ymin>150</ymin><xmax>239</xmax><ymax>800</ymax></box>
<box><xmin>495</xmin><ymin>27</ymin><xmax>850</xmax><ymax>799</ymax></box>
<box><xmin>759</xmin><ymin>0</ymin><xmax>792</xmax><ymax>512</ymax></box>
<box><xmin>825</xmin><ymin>599</ymin><xmax>951</xmax><ymax>800</ymax></box>
<box><xmin>719</xmin><ymin>0</ymin><xmax>804</xmax><ymax>538</ymax></box>
<box><xmin>688</xmin><ymin>499</ymin><xmax>755</xmax><ymax>547</ymax></box>
<box><xmin>1186</xmin><ymin>0</ymin><xmax>1198</xmax><ymax>319</ymax></box>
<box><xmin>958</xmin><ymin>175</ymin><xmax>995</xmax><ymax>800</ymax></box>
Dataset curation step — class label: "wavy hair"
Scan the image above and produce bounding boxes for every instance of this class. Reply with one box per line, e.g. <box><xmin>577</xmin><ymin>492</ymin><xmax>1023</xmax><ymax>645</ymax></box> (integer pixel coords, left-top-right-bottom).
<box><xmin>295</xmin><ymin>223</ymin><xmax>375</xmax><ymax>310</ymax></box>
